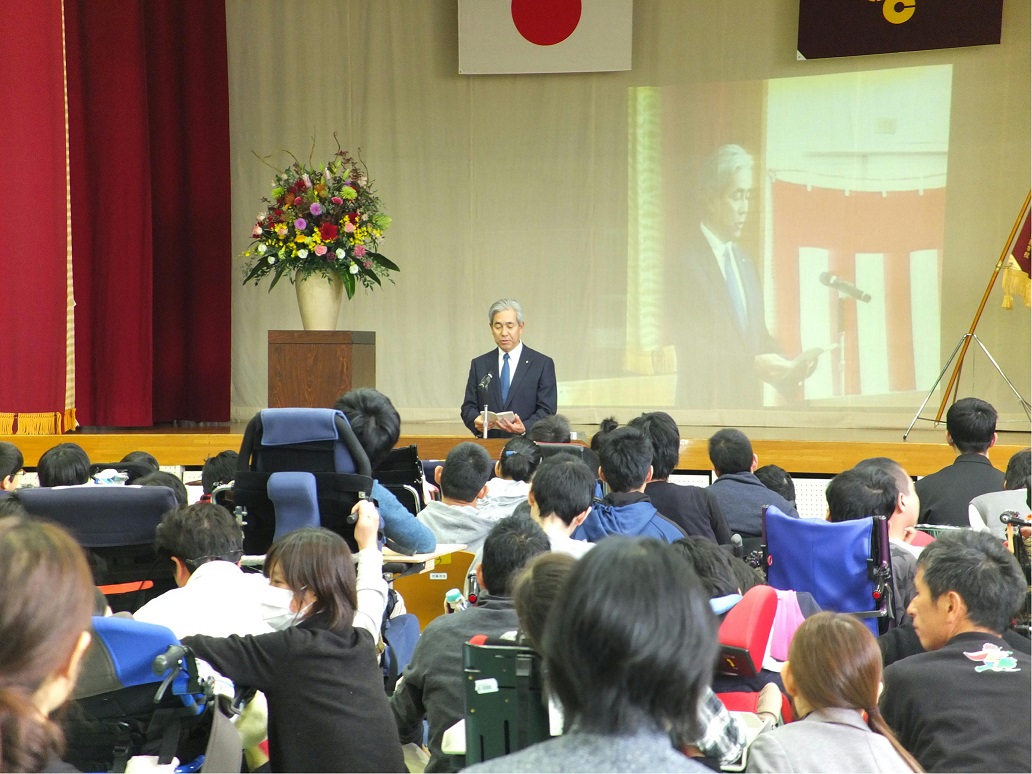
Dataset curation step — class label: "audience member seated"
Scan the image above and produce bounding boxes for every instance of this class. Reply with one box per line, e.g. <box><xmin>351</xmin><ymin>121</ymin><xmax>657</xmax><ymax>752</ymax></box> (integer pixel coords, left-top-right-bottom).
<box><xmin>135</xmin><ymin>470</ymin><xmax>189</xmax><ymax>506</ymax></box>
<box><xmin>573</xmin><ymin>426</ymin><xmax>686</xmax><ymax>543</ymax></box>
<box><xmin>707</xmin><ymin>429</ymin><xmax>798</xmax><ymax>538</ymax></box>
<box><xmin>0</xmin><ymin>515</ymin><xmax>96</xmax><ymax>773</ymax></box>
<box><xmin>0</xmin><ymin>442</ymin><xmax>24</xmax><ymax>491</ymax></box>
<box><xmin>120</xmin><ymin>450</ymin><xmax>160</xmax><ymax>482</ymax></box>
<box><xmin>753</xmin><ymin>464</ymin><xmax>795</xmax><ymax>509</ymax></box>
<box><xmin>201</xmin><ymin>449</ymin><xmax>238</xmax><ymax>503</ymax></box>
<box><xmin>478</xmin><ymin>436</ymin><xmax>540</xmax><ymax>523</ymax></box>
<box><xmin>853</xmin><ymin>457</ymin><xmax>923</xmax><ymax>558</ymax></box>
<box><xmin>915</xmin><ymin>396</ymin><xmax>1005</xmax><ymax>527</ymax></box>
<box><xmin>133</xmin><ymin>502</ymin><xmax>272</xmax><ymax>638</ymax></box>
<box><xmin>528</xmin><ymin>454</ymin><xmax>595</xmax><ymax>558</ymax></box>
<box><xmin>418</xmin><ymin>442</ymin><xmax>497</xmax><ymax>555</ymax></box>
<box><xmin>391</xmin><ymin>514</ymin><xmax>549</xmax><ymax>772</ymax></box>
<box><xmin>334</xmin><ymin>387</ymin><xmax>437</xmax><ymax>553</ymax></box>
<box><xmin>36</xmin><ymin>442</ymin><xmax>91</xmax><ymax>487</ymax></box>
<box><xmin>183</xmin><ymin>506</ymin><xmax>405</xmax><ymax>773</ymax></box>
<box><xmin>464</xmin><ymin>536</ymin><xmax>718</xmax><ymax>773</ymax></box>
<box><xmin>969</xmin><ymin>447</ymin><xmax>1031</xmax><ymax>538</ymax></box>
<box><xmin>526</xmin><ymin>413</ymin><xmax>572</xmax><ymax>443</ymax></box>
<box><xmin>826</xmin><ymin>466</ymin><xmax>917</xmax><ymax>626</ymax></box>
<box><xmin>746</xmin><ymin>612</ymin><xmax>920</xmax><ymax>773</ymax></box>
<box><xmin>589</xmin><ymin>416</ymin><xmax>618</xmax><ymax>453</ymax></box>
<box><xmin>880</xmin><ymin>530</ymin><xmax>1030</xmax><ymax>773</ymax></box>
<box><xmin>630</xmin><ymin>411</ymin><xmax>732</xmax><ymax>545</ymax></box>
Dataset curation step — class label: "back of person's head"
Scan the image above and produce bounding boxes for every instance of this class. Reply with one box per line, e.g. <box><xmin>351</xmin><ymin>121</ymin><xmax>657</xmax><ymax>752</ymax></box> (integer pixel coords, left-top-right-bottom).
<box><xmin>543</xmin><ymin>536</ymin><xmax>717</xmax><ymax>742</ymax></box>
<box><xmin>154</xmin><ymin>502</ymin><xmax>243</xmax><ymax>570</ymax></box>
<box><xmin>946</xmin><ymin>397</ymin><xmax>997</xmax><ymax>453</ymax></box>
<box><xmin>36</xmin><ymin>443</ymin><xmax>90</xmax><ymax>487</ymax></box>
<box><xmin>201</xmin><ymin>450</ymin><xmax>239</xmax><ymax>494</ymax></box>
<box><xmin>787</xmin><ymin>612</ymin><xmax>921</xmax><ymax>771</ymax></box>
<box><xmin>917</xmin><ymin>529</ymin><xmax>1026</xmax><ymax>635</ymax></box>
<box><xmin>526</xmin><ymin>414</ymin><xmax>572</xmax><ymax>444</ymax></box>
<box><xmin>120</xmin><ymin>450</ymin><xmax>159</xmax><ymax>474</ymax></box>
<box><xmin>498</xmin><ymin>436</ymin><xmax>542</xmax><ymax>483</ymax></box>
<box><xmin>754</xmin><ymin>464</ymin><xmax>795</xmax><ymax>504</ymax></box>
<box><xmin>825</xmin><ymin>467</ymin><xmax>897</xmax><ymax>523</ymax></box>
<box><xmin>264</xmin><ymin>526</ymin><xmax>357</xmax><ymax>630</ymax></box>
<box><xmin>1003</xmin><ymin>447</ymin><xmax>1031</xmax><ymax>492</ymax></box>
<box><xmin>0</xmin><ymin>495</ymin><xmax>28</xmax><ymax>518</ymax></box>
<box><xmin>529</xmin><ymin>454</ymin><xmax>596</xmax><ymax>526</ymax></box>
<box><xmin>0</xmin><ymin>516</ymin><xmax>95</xmax><ymax>773</ymax></box>
<box><xmin>333</xmin><ymin>388</ymin><xmax>401</xmax><ymax>467</ymax></box>
<box><xmin>628</xmin><ymin>411</ymin><xmax>680</xmax><ymax>480</ymax></box>
<box><xmin>598</xmin><ymin>426</ymin><xmax>652</xmax><ymax>493</ymax></box>
<box><xmin>708</xmin><ymin>429</ymin><xmax>753</xmax><ymax>476</ymax></box>
<box><xmin>480</xmin><ymin>514</ymin><xmax>550</xmax><ymax>597</ymax></box>
<box><xmin>440</xmin><ymin>442</ymin><xmax>494</xmax><ymax>502</ymax></box>
<box><xmin>0</xmin><ymin>442</ymin><xmax>24</xmax><ymax>485</ymax></box>
<box><xmin>135</xmin><ymin>471</ymin><xmax>189</xmax><ymax>506</ymax></box>
<box><xmin>671</xmin><ymin>537</ymin><xmax>739</xmax><ymax>598</ymax></box>
<box><xmin>513</xmin><ymin>551</ymin><xmax>577</xmax><ymax>652</ymax></box>
<box><xmin>589</xmin><ymin>417</ymin><xmax>619</xmax><ymax>453</ymax></box>
<box><xmin>853</xmin><ymin>457</ymin><xmax>910</xmax><ymax>499</ymax></box>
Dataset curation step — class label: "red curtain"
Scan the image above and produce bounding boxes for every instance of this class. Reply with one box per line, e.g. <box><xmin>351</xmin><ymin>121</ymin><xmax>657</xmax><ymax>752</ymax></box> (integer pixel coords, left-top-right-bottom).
<box><xmin>0</xmin><ymin>0</ymin><xmax>73</xmax><ymax>433</ymax></box>
<box><xmin>65</xmin><ymin>0</ymin><xmax>231</xmax><ymax>427</ymax></box>
<box><xmin>770</xmin><ymin>182</ymin><xmax>946</xmax><ymax>395</ymax></box>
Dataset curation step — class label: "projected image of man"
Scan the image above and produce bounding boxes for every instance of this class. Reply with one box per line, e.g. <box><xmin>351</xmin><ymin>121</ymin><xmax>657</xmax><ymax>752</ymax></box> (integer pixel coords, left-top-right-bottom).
<box><xmin>668</xmin><ymin>144</ymin><xmax>817</xmax><ymax>408</ymax></box>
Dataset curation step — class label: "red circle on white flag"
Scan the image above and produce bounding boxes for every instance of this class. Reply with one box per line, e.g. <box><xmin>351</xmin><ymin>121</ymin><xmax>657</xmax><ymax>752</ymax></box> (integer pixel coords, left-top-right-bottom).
<box><xmin>511</xmin><ymin>0</ymin><xmax>582</xmax><ymax>46</ymax></box>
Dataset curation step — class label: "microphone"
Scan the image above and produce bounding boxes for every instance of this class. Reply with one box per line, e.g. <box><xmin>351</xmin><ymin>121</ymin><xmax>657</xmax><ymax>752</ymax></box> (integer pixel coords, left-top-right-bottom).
<box><xmin>999</xmin><ymin>511</ymin><xmax>1030</xmax><ymax>527</ymax></box>
<box><xmin>478</xmin><ymin>372</ymin><xmax>493</xmax><ymax>390</ymax></box>
<box><xmin>819</xmin><ymin>272</ymin><xmax>872</xmax><ymax>303</ymax></box>
<box><xmin>730</xmin><ymin>533</ymin><xmax>743</xmax><ymax>558</ymax></box>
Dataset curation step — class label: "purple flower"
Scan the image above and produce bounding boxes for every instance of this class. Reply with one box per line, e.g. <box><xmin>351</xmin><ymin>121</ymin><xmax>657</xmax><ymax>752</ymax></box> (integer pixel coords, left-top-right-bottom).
<box><xmin>309</xmin><ymin>202</ymin><xmax>323</xmax><ymax>216</ymax></box>
<box><xmin>294</xmin><ymin>218</ymin><xmax>307</xmax><ymax>230</ymax></box>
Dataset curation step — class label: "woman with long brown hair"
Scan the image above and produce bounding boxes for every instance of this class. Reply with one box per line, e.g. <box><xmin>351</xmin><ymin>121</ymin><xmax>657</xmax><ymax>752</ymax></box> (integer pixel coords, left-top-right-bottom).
<box><xmin>746</xmin><ymin>612</ymin><xmax>923</xmax><ymax>773</ymax></box>
<box><xmin>0</xmin><ymin>516</ymin><xmax>96</xmax><ymax>772</ymax></box>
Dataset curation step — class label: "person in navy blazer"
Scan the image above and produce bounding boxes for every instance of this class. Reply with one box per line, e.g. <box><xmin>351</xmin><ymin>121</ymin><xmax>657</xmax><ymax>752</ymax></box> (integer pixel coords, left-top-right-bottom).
<box><xmin>461</xmin><ymin>299</ymin><xmax>557</xmax><ymax>438</ymax></box>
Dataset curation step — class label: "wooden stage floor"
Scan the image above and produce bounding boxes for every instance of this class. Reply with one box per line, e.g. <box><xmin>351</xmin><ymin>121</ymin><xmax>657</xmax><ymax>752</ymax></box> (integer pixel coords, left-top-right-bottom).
<box><xmin>4</xmin><ymin>421</ymin><xmax>1028</xmax><ymax>477</ymax></box>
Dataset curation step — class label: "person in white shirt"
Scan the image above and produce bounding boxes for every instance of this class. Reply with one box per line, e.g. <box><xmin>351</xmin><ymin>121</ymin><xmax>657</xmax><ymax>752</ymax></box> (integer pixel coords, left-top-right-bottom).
<box><xmin>478</xmin><ymin>436</ymin><xmax>541</xmax><ymax>524</ymax></box>
<box><xmin>528</xmin><ymin>453</ymin><xmax>595</xmax><ymax>559</ymax></box>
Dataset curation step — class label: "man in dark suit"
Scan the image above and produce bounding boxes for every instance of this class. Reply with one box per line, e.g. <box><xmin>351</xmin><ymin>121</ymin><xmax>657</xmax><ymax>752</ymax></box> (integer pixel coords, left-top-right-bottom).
<box><xmin>666</xmin><ymin>144</ymin><xmax>817</xmax><ymax>408</ymax></box>
<box><xmin>460</xmin><ymin>299</ymin><xmax>557</xmax><ymax>438</ymax></box>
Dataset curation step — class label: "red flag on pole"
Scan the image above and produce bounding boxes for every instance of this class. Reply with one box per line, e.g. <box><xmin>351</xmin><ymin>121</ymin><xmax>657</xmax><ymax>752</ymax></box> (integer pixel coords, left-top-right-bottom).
<box><xmin>1002</xmin><ymin>200</ymin><xmax>1031</xmax><ymax>309</ymax></box>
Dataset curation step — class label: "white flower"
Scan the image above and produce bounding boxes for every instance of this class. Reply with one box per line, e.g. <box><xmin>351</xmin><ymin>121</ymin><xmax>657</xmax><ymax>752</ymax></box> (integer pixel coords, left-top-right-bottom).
<box><xmin>257</xmin><ymin>243</ymin><xmax>267</xmax><ymax>254</ymax></box>
<box><xmin>335</xmin><ymin>248</ymin><xmax>346</xmax><ymax>259</ymax></box>
<box><xmin>297</xmin><ymin>249</ymin><xmax>309</xmax><ymax>259</ymax></box>
<box><xmin>349</xmin><ymin>263</ymin><xmax>360</xmax><ymax>274</ymax></box>
<box><xmin>267</xmin><ymin>255</ymin><xmax>276</xmax><ymax>264</ymax></box>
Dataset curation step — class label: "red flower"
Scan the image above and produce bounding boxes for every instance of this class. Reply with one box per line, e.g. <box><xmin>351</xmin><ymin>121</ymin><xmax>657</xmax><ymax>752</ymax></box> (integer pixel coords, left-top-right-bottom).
<box><xmin>319</xmin><ymin>222</ymin><xmax>339</xmax><ymax>241</ymax></box>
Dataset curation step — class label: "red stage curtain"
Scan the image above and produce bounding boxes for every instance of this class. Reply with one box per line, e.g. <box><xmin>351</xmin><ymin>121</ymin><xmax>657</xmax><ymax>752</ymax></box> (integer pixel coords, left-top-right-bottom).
<box><xmin>65</xmin><ymin>0</ymin><xmax>231</xmax><ymax>427</ymax></box>
<box><xmin>0</xmin><ymin>0</ymin><xmax>74</xmax><ymax>433</ymax></box>
<box><xmin>770</xmin><ymin>182</ymin><xmax>945</xmax><ymax>396</ymax></box>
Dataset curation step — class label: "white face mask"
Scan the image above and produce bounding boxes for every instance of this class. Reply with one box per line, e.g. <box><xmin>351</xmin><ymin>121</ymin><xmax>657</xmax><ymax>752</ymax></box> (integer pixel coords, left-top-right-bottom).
<box><xmin>260</xmin><ymin>584</ymin><xmax>297</xmax><ymax>631</ymax></box>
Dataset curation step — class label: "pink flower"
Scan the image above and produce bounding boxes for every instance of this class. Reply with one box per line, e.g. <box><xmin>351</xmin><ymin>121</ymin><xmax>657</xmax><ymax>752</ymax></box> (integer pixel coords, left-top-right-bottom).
<box><xmin>331</xmin><ymin>196</ymin><xmax>343</xmax><ymax>205</ymax></box>
<box><xmin>294</xmin><ymin>218</ymin><xmax>307</xmax><ymax>230</ymax></box>
<box><xmin>314</xmin><ymin>244</ymin><xmax>328</xmax><ymax>256</ymax></box>
<box><xmin>344</xmin><ymin>222</ymin><xmax>355</xmax><ymax>233</ymax></box>
<box><xmin>252</xmin><ymin>224</ymin><xmax>262</xmax><ymax>237</ymax></box>
<box><xmin>355</xmin><ymin>245</ymin><xmax>366</xmax><ymax>257</ymax></box>
<box><xmin>302</xmin><ymin>174</ymin><xmax>312</xmax><ymax>188</ymax></box>
<box><xmin>309</xmin><ymin>202</ymin><xmax>323</xmax><ymax>216</ymax></box>
<box><xmin>363</xmin><ymin>260</ymin><xmax>372</xmax><ymax>269</ymax></box>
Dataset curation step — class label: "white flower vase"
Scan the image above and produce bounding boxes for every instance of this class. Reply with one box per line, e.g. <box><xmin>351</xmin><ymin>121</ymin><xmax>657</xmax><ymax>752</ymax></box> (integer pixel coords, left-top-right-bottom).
<box><xmin>295</xmin><ymin>271</ymin><xmax>344</xmax><ymax>330</ymax></box>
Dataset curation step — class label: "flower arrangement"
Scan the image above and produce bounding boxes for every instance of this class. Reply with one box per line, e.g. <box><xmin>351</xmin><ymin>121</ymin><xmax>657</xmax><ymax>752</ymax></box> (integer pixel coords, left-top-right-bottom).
<box><xmin>243</xmin><ymin>146</ymin><xmax>398</xmax><ymax>298</ymax></box>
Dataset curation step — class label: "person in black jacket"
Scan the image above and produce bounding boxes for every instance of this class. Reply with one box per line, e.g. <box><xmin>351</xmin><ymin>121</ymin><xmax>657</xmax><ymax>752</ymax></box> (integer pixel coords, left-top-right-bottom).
<box><xmin>183</xmin><ymin>504</ymin><xmax>405</xmax><ymax>773</ymax></box>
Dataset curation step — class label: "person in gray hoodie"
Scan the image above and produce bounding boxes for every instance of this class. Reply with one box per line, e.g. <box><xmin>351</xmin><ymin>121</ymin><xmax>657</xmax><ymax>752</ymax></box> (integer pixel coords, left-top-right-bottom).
<box><xmin>417</xmin><ymin>442</ymin><xmax>497</xmax><ymax>554</ymax></box>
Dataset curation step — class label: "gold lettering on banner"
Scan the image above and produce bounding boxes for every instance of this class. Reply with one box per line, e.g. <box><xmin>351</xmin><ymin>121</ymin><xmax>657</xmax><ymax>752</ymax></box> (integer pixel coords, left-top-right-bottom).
<box><xmin>868</xmin><ymin>0</ymin><xmax>916</xmax><ymax>25</ymax></box>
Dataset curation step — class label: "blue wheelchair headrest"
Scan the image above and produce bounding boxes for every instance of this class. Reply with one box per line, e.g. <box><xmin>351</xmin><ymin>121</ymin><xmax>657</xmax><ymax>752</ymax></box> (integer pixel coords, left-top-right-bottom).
<box><xmin>259</xmin><ymin>408</ymin><xmax>357</xmax><ymax>474</ymax></box>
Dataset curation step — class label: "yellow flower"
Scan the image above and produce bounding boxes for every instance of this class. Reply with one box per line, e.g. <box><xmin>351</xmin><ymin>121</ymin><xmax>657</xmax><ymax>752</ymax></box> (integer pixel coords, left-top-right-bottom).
<box><xmin>295</xmin><ymin>233</ymin><xmax>307</xmax><ymax>243</ymax></box>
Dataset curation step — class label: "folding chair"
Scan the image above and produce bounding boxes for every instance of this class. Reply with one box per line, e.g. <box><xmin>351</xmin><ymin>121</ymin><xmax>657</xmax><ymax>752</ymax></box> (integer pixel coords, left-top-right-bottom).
<box><xmin>63</xmin><ymin>615</ymin><xmax>242</xmax><ymax>773</ymax></box>
<box><xmin>17</xmin><ymin>485</ymin><xmax>180</xmax><ymax>612</ymax></box>
<box><xmin>233</xmin><ymin>408</ymin><xmax>375</xmax><ymax>554</ymax></box>
<box><xmin>463</xmin><ymin>637</ymin><xmax>550</xmax><ymax>768</ymax></box>
<box><xmin>763</xmin><ymin>505</ymin><xmax>896</xmax><ymax>635</ymax></box>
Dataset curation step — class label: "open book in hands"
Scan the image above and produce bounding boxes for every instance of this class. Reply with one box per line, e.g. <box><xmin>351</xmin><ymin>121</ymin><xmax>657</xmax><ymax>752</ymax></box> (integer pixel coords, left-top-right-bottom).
<box><xmin>483</xmin><ymin>410</ymin><xmax>517</xmax><ymax>424</ymax></box>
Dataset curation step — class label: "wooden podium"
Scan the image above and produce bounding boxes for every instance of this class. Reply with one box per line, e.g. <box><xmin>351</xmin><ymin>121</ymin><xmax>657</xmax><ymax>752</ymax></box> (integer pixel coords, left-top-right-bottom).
<box><xmin>268</xmin><ymin>330</ymin><xmax>375</xmax><ymax>408</ymax></box>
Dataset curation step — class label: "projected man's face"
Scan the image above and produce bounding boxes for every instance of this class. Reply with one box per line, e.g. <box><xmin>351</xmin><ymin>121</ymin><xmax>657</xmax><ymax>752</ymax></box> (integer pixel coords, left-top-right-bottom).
<box><xmin>706</xmin><ymin>166</ymin><xmax>753</xmax><ymax>244</ymax></box>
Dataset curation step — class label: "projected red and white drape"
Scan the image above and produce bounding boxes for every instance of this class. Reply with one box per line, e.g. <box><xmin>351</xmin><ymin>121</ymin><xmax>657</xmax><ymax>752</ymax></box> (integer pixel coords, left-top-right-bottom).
<box><xmin>769</xmin><ymin>181</ymin><xmax>946</xmax><ymax>398</ymax></box>
<box><xmin>0</xmin><ymin>0</ymin><xmax>232</xmax><ymax>432</ymax></box>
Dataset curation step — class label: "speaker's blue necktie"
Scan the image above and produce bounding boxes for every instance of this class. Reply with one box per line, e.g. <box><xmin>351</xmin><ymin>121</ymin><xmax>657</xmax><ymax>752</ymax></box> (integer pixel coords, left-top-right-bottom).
<box><xmin>724</xmin><ymin>244</ymin><xmax>747</xmax><ymax>331</ymax></box>
<box><xmin>500</xmin><ymin>353</ymin><xmax>511</xmax><ymax>404</ymax></box>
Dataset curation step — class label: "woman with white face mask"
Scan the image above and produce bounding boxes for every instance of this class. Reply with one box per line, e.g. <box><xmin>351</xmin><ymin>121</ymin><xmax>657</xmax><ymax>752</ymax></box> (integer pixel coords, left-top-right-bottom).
<box><xmin>183</xmin><ymin>503</ymin><xmax>406</xmax><ymax>773</ymax></box>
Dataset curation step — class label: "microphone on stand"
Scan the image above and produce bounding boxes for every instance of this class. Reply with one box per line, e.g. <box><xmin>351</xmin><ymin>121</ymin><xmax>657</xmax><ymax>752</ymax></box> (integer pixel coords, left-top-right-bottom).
<box><xmin>999</xmin><ymin>511</ymin><xmax>1030</xmax><ymax>527</ymax></box>
<box><xmin>478</xmin><ymin>372</ymin><xmax>493</xmax><ymax>391</ymax></box>
<box><xmin>819</xmin><ymin>272</ymin><xmax>872</xmax><ymax>303</ymax></box>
